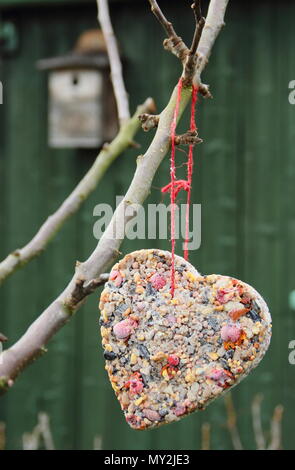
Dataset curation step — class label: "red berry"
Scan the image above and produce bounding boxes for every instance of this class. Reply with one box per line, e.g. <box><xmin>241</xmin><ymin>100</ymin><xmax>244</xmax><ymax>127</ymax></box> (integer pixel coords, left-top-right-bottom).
<box><xmin>208</xmin><ymin>369</ymin><xmax>225</xmax><ymax>381</ymax></box>
<box><xmin>125</xmin><ymin>372</ymin><xmax>144</xmax><ymax>395</ymax></box>
<box><xmin>113</xmin><ymin>318</ymin><xmax>138</xmax><ymax>339</ymax></box>
<box><xmin>221</xmin><ymin>324</ymin><xmax>241</xmax><ymax>343</ymax></box>
<box><xmin>129</xmin><ymin>379</ymin><xmax>143</xmax><ymax>394</ymax></box>
<box><xmin>167</xmin><ymin>355</ymin><xmax>180</xmax><ymax>366</ymax></box>
<box><xmin>207</xmin><ymin>368</ymin><xmax>233</xmax><ymax>387</ymax></box>
<box><xmin>150</xmin><ymin>273</ymin><xmax>166</xmax><ymax>290</ymax></box>
<box><xmin>174</xmin><ymin>405</ymin><xmax>186</xmax><ymax>417</ymax></box>
<box><xmin>216</xmin><ymin>288</ymin><xmax>234</xmax><ymax>304</ymax></box>
<box><xmin>109</xmin><ymin>270</ymin><xmax>123</xmax><ymax>287</ymax></box>
<box><xmin>126</xmin><ymin>414</ymin><xmax>140</xmax><ymax>427</ymax></box>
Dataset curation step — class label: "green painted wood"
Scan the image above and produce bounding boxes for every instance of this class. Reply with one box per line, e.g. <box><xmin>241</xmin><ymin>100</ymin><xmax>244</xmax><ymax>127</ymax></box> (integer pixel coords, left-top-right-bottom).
<box><xmin>0</xmin><ymin>0</ymin><xmax>134</xmax><ymax>9</ymax></box>
<box><xmin>0</xmin><ymin>0</ymin><xmax>91</xmax><ymax>8</ymax></box>
<box><xmin>1</xmin><ymin>15</ymin><xmax>46</xmax><ymax>450</ymax></box>
<box><xmin>0</xmin><ymin>0</ymin><xmax>294</xmax><ymax>450</ymax></box>
<box><xmin>239</xmin><ymin>2</ymin><xmax>281</xmax><ymax>450</ymax></box>
<box><xmin>278</xmin><ymin>3</ymin><xmax>295</xmax><ymax>450</ymax></box>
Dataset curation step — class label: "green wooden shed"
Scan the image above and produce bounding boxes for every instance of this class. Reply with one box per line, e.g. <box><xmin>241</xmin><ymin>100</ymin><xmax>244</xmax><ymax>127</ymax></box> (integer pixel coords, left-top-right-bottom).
<box><xmin>0</xmin><ymin>0</ymin><xmax>294</xmax><ymax>450</ymax></box>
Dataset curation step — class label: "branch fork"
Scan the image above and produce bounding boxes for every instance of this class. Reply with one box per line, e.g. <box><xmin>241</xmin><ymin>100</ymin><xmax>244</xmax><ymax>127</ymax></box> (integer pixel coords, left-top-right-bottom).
<box><xmin>149</xmin><ymin>0</ymin><xmax>227</xmax><ymax>92</ymax></box>
<box><xmin>138</xmin><ymin>113</ymin><xmax>160</xmax><ymax>132</ymax></box>
<box><xmin>67</xmin><ymin>273</ymin><xmax>109</xmax><ymax>310</ymax></box>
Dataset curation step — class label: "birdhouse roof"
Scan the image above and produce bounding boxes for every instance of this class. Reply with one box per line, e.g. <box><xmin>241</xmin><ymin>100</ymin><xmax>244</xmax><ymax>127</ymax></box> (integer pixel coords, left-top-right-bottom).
<box><xmin>37</xmin><ymin>52</ymin><xmax>109</xmax><ymax>71</ymax></box>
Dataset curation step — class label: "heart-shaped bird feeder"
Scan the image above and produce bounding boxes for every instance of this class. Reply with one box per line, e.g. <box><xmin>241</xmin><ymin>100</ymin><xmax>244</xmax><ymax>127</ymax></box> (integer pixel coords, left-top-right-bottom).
<box><xmin>99</xmin><ymin>249</ymin><xmax>272</xmax><ymax>430</ymax></box>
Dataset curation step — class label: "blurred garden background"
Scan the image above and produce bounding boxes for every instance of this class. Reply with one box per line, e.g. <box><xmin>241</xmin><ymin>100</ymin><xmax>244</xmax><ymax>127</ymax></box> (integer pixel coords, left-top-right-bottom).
<box><xmin>0</xmin><ymin>0</ymin><xmax>294</xmax><ymax>450</ymax></box>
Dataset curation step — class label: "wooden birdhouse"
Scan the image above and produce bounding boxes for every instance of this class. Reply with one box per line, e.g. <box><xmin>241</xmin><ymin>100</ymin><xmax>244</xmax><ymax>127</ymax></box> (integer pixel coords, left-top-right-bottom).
<box><xmin>37</xmin><ymin>30</ymin><xmax>118</xmax><ymax>148</ymax></box>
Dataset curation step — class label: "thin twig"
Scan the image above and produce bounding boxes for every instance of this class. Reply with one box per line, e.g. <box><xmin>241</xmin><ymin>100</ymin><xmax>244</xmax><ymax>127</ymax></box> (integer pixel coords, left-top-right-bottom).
<box><xmin>201</xmin><ymin>422</ymin><xmax>211</xmax><ymax>450</ymax></box>
<box><xmin>190</xmin><ymin>16</ymin><xmax>205</xmax><ymax>57</ymax></box>
<box><xmin>183</xmin><ymin>13</ymin><xmax>205</xmax><ymax>85</ymax></box>
<box><xmin>191</xmin><ymin>0</ymin><xmax>202</xmax><ymax>23</ymax></box>
<box><xmin>22</xmin><ymin>412</ymin><xmax>55</xmax><ymax>450</ymax></box>
<box><xmin>97</xmin><ymin>0</ymin><xmax>130</xmax><ymax>125</ymax></box>
<box><xmin>190</xmin><ymin>1</ymin><xmax>205</xmax><ymax>55</ymax></box>
<box><xmin>268</xmin><ymin>405</ymin><xmax>284</xmax><ymax>450</ymax></box>
<box><xmin>0</xmin><ymin>0</ymin><xmax>229</xmax><ymax>394</ymax></box>
<box><xmin>0</xmin><ymin>422</ymin><xmax>6</xmax><ymax>450</ymax></box>
<box><xmin>38</xmin><ymin>413</ymin><xmax>55</xmax><ymax>450</ymax></box>
<box><xmin>224</xmin><ymin>393</ymin><xmax>244</xmax><ymax>450</ymax></box>
<box><xmin>0</xmin><ymin>99</ymin><xmax>154</xmax><ymax>287</ymax></box>
<box><xmin>148</xmin><ymin>0</ymin><xmax>177</xmax><ymax>38</ymax></box>
<box><xmin>251</xmin><ymin>394</ymin><xmax>266</xmax><ymax>450</ymax></box>
<box><xmin>148</xmin><ymin>0</ymin><xmax>189</xmax><ymax>63</ymax></box>
<box><xmin>94</xmin><ymin>435</ymin><xmax>103</xmax><ymax>450</ymax></box>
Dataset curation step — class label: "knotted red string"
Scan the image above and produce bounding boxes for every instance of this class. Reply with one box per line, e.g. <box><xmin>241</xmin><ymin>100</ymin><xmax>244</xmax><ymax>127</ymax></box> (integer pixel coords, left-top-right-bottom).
<box><xmin>161</xmin><ymin>179</ymin><xmax>190</xmax><ymax>197</ymax></box>
<box><xmin>168</xmin><ymin>78</ymin><xmax>183</xmax><ymax>297</ymax></box>
<box><xmin>161</xmin><ymin>78</ymin><xmax>198</xmax><ymax>296</ymax></box>
<box><xmin>184</xmin><ymin>84</ymin><xmax>198</xmax><ymax>260</ymax></box>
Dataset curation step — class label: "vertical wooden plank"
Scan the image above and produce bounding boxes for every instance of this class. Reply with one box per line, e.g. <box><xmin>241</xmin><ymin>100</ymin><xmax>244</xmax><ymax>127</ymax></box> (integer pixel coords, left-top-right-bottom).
<box><xmin>0</xmin><ymin>21</ymin><xmax>9</xmax><ymax>447</ymax></box>
<box><xmin>276</xmin><ymin>0</ymin><xmax>295</xmax><ymax>451</ymax></box>
<box><xmin>1</xmin><ymin>10</ymin><xmax>49</xmax><ymax>449</ymax></box>
<box><xmin>0</xmin><ymin>3</ymin><xmax>98</xmax><ymax>450</ymax></box>
<box><xmin>237</xmin><ymin>0</ymin><xmax>283</xmax><ymax>449</ymax></box>
<box><xmin>29</xmin><ymin>5</ymin><xmax>99</xmax><ymax>450</ymax></box>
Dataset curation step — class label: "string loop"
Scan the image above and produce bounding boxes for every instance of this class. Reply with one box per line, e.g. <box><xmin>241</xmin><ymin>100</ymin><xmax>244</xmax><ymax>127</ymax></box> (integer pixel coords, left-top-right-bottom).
<box><xmin>161</xmin><ymin>79</ymin><xmax>198</xmax><ymax>296</ymax></box>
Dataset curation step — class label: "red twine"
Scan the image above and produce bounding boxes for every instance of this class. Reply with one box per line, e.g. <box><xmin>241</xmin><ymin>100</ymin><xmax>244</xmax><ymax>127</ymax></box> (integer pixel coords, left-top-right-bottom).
<box><xmin>161</xmin><ymin>78</ymin><xmax>198</xmax><ymax>296</ymax></box>
<box><xmin>184</xmin><ymin>83</ymin><xmax>198</xmax><ymax>260</ymax></box>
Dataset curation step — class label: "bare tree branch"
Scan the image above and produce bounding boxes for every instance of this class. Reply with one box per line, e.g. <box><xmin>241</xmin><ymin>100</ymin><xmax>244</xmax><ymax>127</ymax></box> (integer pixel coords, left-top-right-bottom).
<box><xmin>138</xmin><ymin>112</ymin><xmax>160</xmax><ymax>132</ymax></box>
<box><xmin>206</xmin><ymin>394</ymin><xmax>284</xmax><ymax>450</ymax></box>
<box><xmin>22</xmin><ymin>412</ymin><xmax>55</xmax><ymax>450</ymax></box>
<box><xmin>97</xmin><ymin>0</ymin><xmax>130</xmax><ymax>125</ymax></box>
<box><xmin>251</xmin><ymin>394</ymin><xmax>266</xmax><ymax>450</ymax></box>
<box><xmin>0</xmin><ymin>0</ymin><xmax>229</xmax><ymax>394</ymax></box>
<box><xmin>193</xmin><ymin>0</ymin><xmax>229</xmax><ymax>85</ymax></box>
<box><xmin>252</xmin><ymin>394</ymin><xmax>284</xmax><ymax>450</ymax></box>
<box><xmin>224</xmin><ymin>393</ymin><xmax>244</xmax><ymax>450</ymax></box>
<box><xmin>67</xmin><ymin>273</ymin><xmax>109</xmax><ymax>309</ymax></box>
<box><xmin>191</xmin><ymin>0</ymin><xmax>203</xmax><ymax>23</ymax></box>
<box><xmin>0</xmin><ymin>422</ymin><xmax>6</xmax><ymax>450</ymax></box>
<box><xmin>148</xmin><ymin>0</ymin><xmax>178</xmax><ymax>38</ymax></box>
<box><xmin>268</xmin><ymin>404</ymin><xmax>284</xmax><ymax>450</ymax></box>
<box><xmin>184</xmin><ymin>0</ymin><xmax>228</xmax><ymax>87</ymax></box>
<box><xmin>148</xmin><ymin>0</ymin><xmax>189</xmax><ymax>63</ymax></box>
<box><xmin>0</xmin><ymin>0</ymin><xmax>152</xmax><ymax>287</ymax></box>
<box><xmin>93</xmin><ymin>435</ymin><xmax>103</xmax><ymax>450</ymax></box>
<box><xmin>0</xmin><ymin>99</ymin><xmax>154</xmax><ymax>287</ymax></box>
<box><xmin>183</xmin><ymin>2</ymin><xmax>205</xmax><ymax>84</ymax></box>
<box><xmin>190</xmin><ymin>16</ymin><xmax>205</xmax><ymax>58</ymax></box>
<box><xmin>201</xmin><ymin>422</ymin><xmax>211</xmax><ymax>450</ymax></box>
